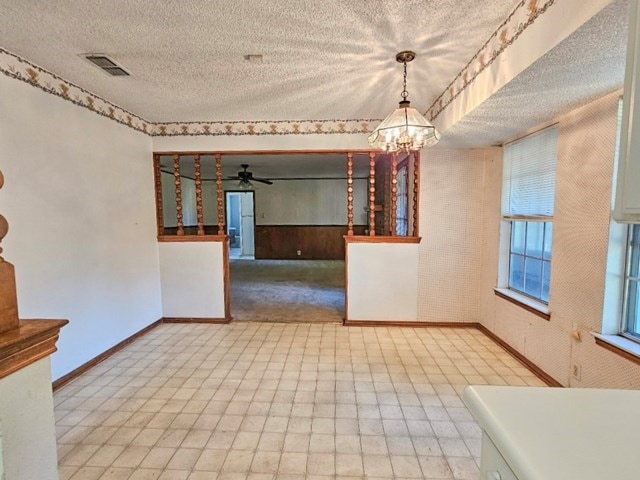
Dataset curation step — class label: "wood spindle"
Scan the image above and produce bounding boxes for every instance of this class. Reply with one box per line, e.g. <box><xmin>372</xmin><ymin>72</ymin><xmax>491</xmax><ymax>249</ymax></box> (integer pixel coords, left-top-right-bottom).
<box><xmin>153</xmin><ymin>154</ymin><xmax>164</xmax><ymax>237</ymax></box>
<box><xmin>390</xmin><ymin>152</ymin><xmax>398</xmax><ymax>236</ymax></box>
<box><xmin>194</xmin><ymin>154</ymin><xmax>204</xmax><ymax>235</ymax></box>
<box><xmin>173</xmin><ymin>153</ymin><xmax>184</xmax><ymax>236</ymax></box>
<box><xmin>368</xmin><ymin>152</ymin><xmax>376</xmax><ymax>236</ymax></box>
<box><xmin>412</xmin><ymin>151</ymin><xmax>420</xmax><ymax>237</ymax></box>
<box><xmin>215</xmin><ymin>153</ymin><xmax>225</xmax><ymax>235</ymax></box>
<box><xmin>346</xmin><ymin>152</ymin><xmax>354</xmax><ymax>236</ymax></box>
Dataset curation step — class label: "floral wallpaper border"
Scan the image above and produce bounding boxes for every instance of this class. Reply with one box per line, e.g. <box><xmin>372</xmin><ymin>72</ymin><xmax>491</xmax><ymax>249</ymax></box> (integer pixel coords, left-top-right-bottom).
<box><xmin>0</xmin><ymin>47</ymin><xmax>152</xmax><ymax>134</ymax></box>
<box><xmin>426</xmin><ymin>0</ymin><xmax>557</xmax><ymax>121</ymax></box>
<box><xmin>149</xmin><ymin>119</ymin><xmax>377</xmax><ymax>136</ymax></box>
<box><xmin>0</xmin><ymin>47</ymin><xmax>379</xmax><ymax>137</ymax></box>
<box><xmin>1</xmin><ymin>0</ymin><xmax>556</xmax><ymax>137</ymax></box>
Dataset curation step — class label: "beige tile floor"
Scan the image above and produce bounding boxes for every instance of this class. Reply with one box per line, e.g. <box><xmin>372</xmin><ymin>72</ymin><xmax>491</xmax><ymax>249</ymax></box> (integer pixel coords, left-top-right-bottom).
<box><xmin>54</xmin><ymin>323</ymin><xmax>546</xmax><ymax>480</ymax></box>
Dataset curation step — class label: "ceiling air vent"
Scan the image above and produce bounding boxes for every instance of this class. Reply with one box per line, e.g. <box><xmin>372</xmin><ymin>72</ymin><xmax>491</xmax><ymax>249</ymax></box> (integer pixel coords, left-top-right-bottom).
<box><xmin>83</xmin><ymin>54</ymin><xmax>130</xmax><ymax>76</ymax></box>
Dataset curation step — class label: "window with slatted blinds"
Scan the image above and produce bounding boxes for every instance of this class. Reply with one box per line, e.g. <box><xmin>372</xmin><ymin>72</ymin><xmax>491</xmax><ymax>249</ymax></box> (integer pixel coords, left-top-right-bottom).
<box><xmin>502</xmin><ymin>126</ymin><xmax>559</xmax><ymax>218</ymax></box>
<box><xmin>501</xmin><ymin>125</ymin><xmax>559</xmax><ymax>303</ymax></box>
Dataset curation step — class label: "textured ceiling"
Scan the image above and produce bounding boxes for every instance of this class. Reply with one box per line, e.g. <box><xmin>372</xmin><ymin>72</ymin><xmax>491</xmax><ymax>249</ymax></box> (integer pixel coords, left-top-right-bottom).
<box><xmin>0</xmin><ymin>0</ymin><xmax>517</xmax><ymax>122</ymax></box>
<box><xmin>441</xmin><ymin>0</ymin><xmax>629</xmax><ymax>148</ymax></box>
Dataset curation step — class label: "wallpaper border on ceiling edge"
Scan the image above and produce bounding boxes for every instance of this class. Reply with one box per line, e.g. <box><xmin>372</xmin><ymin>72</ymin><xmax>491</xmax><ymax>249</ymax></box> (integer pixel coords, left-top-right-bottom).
<box><xmin>0</xmin><ymin>0</ymin><xmax>556</xmax><ymax>139</ymax></box>
<box><xmin>0</xmin><ymin>47</ymin><xmax>152</xmax><ymax>134</ymax></box>
<box><xmin>149</xmin><ymin>118</ymin><xmax>379</xmax><ymax>137</ymax></box>
<box><xmin>0</xmin><ymin>46</ymin><xmax>381</xmax><ymax>138</ymax></box>
<box><xmin>426</xmin><ymin>0</ymin><xmax>557</xmax><ymax>122</ymax></box>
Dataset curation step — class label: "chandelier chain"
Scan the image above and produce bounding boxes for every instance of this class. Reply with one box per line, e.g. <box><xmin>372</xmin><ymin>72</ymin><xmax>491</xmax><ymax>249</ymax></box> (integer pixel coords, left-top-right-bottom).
<box><xmin>401</xmin><ymin>61</ymin><xmax>408</xmax><ymax>100</ymax></box>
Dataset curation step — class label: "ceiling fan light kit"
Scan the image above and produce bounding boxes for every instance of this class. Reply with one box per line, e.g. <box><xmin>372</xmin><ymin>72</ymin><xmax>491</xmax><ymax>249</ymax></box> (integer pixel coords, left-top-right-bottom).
<box><xmin>368</xmin><ymin>51</ymin><xmax>440</xmax><ymax>153</ymax></box>
<box><xmin>227</xmin><ymin>164</ymin><xmax>274</xmax><ymax>189</ymax></box>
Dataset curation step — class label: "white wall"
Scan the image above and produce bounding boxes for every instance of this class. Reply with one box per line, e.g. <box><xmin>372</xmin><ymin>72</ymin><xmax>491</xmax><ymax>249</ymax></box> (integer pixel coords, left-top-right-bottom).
<box><xmin>221</xmin><ymin>178</ymin><xmax>368</xmax><ymax>226</ymax></box>
<box><xmin>0</xmin><ymin>75</ymin><xmax>162</xmax><ymax>380</ymax></box>
<box><xmin>159</xmin><ymin>242</ymin><xmax>226</xmax><ymax>318</ymax></box>
<box><xmin>480</xmin><ymin>91</ymin><xmax>640</xmax><ymax>388</ymax></box>
<box><xmin>161</xmin><ymin>172</ymin><xmax>199</xmax><ymax>227</ymax></box>
<box><xmin>0</xmin><ymin>358</ymin><xmax>58</xmax><ymax>480</ymax></box>
<box><xmin>347</xmin><ymin>242</ymin><xmax>419</xmax><ymax>321</ymax></box>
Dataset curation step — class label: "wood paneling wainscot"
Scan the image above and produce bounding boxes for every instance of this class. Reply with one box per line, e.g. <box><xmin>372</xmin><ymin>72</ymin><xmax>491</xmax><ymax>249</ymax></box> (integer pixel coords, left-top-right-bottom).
<box><xmin>255</xmin><ymin>225</ymin><xmax>367</xmax><ymax>260</ymax></box>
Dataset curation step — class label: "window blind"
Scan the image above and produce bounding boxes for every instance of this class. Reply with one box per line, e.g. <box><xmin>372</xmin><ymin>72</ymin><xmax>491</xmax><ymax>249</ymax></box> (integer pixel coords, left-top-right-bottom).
<box><xmin>502</xmin><ymin>126</ymin><xmax>559</xmax><ymax>218</ymax></box>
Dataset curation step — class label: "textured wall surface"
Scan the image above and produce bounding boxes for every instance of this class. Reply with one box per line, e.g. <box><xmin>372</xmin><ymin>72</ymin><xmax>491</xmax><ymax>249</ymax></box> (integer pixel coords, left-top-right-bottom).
<box><xmin>0</xmin><ymin>75</ymin><xmax>162</xmax><ymax>380</ymax></box>
<box><xmin>480</xmin><ymin>90</ymin><xmax>640</xmax><ymax>388</ymax></box>
<box><xmin>418</xmin><ymin>148</ymin><xmax>500</xmax><ymax>323</ymax></box>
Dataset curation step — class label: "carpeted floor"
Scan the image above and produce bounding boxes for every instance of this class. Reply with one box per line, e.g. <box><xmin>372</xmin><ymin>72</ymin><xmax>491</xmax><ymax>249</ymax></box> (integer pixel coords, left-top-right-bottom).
<box><xmin>230</xmin><ymin>259</ymin><xmax>345</xmax><ymax>323</ymax></box>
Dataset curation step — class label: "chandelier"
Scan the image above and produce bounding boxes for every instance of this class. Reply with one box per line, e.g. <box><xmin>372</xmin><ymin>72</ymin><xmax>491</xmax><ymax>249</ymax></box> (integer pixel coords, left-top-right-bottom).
<box><xmin>368</xmin><ymin>51</ymin><xmax>440</xmax><ymax>152</ymax></box>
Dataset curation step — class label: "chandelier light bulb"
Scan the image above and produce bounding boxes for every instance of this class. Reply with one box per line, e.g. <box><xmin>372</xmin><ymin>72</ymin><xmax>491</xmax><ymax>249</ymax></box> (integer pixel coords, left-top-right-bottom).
<box><xmin>367</xmin><ymin>51</ymin><xmax>440</xmax><ymax>153</ymax></box>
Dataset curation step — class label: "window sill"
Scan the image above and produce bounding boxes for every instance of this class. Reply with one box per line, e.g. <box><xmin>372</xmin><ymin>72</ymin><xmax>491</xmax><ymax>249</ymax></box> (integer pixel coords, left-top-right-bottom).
<box><xmin>592</xmin><ymin>333</ymin><xmax>640</xmax><ymax>366</ymax></box>
<box><xmin>494</xmin><ymin>288</ymin><xmax>551</xmax><ymax>321</ymax></box>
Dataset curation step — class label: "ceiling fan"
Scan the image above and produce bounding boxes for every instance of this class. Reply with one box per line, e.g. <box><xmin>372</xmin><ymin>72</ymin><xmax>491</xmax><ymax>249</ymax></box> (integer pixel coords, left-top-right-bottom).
<box><xmin>227</xmin><ymin>164</ymin><xmax>273</xmax><ymax>187</ymax></box>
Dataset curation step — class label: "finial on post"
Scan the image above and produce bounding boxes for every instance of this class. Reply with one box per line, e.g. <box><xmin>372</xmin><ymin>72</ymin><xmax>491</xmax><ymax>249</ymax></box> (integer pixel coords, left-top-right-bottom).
<box><xmin>0</xmin><ymin>169</ymin><xmax>19</xmax><ymax>334</ymax></box>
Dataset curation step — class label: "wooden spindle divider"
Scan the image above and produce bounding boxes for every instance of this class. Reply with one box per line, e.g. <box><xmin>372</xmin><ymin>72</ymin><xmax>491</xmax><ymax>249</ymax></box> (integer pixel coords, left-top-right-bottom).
<box><xmin>346</xmin><ymin>152</ymin><xmax>354</xmax><ymax>236</ymax></box>
<box><xmin>368</xmin><ymin>152</ymin><xmax>376</xmax><ymax>236</ymax></box>
<box><xmin>173</xmin><ymin>153</ymin><xmax>184</xmax><ymax>236</ymax></box>
<box><xmin>194</xmin><ymin>154</ymin><xmax>204</xmax><ymax>235</ymax></box>
<box><xmin>215</xmin><ymin>153</ymin><xmax>225</xmax><ymax>235</ymax></box>
<box><xmin>153</xmin><ymin>154</ymin><xmax>164</xmax><ymax>237</ymax></box>
<box><xmin>412</xmin><ymin>151</ymin><xmax>420</xmax><ymax>237</ymax></box>
<box><xmin>390</xmin><ymin>152</ymin><xmax>398</xmax><ymax>236</ymax></box>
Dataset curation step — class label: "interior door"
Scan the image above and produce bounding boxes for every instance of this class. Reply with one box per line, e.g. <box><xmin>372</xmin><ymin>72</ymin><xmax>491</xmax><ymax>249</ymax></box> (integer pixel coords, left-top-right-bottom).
<box><xmin>240</xmin><ymin>192</ymin><xmax>255</xmax><ymax>257</ymax></box>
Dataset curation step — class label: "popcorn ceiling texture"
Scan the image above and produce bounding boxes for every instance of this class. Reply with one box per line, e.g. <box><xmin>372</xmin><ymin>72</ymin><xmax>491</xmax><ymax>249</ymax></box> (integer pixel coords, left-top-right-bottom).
<box><xmin>0</xmin><ymin>0</ymin><xmax>516</xmax><ymax>122</ymax></box>
<box><xmin>480</xmin><ymin>91</ymin><xmax>640</xmax><ymax>389</ymax></box>
<box><xmin>441</xmin><ymin>0</ymin><xmax>628</xmax><ymax>149</ymax></box>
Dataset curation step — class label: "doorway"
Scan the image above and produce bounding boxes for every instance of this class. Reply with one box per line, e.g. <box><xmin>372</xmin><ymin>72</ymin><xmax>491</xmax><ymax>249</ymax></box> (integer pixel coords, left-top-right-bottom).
<box><xmin>225</xmin><ymin>191</ymin><xmax>255</xmax><ymax>259</ymax></box>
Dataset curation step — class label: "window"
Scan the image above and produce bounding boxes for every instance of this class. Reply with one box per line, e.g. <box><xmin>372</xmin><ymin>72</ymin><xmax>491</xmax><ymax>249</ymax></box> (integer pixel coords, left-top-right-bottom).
<box><xmin>509</xmin><ymin>221</ymin><xmax>552</xmax><ymax>302</ymax></box>
<box><xmin>501</xmin><ymin>126</ymin><xmax>559</xmax><ymax>304</ymax></box>
<box><xmin>395</xmin><ymin>161</ymin><xmax>408</xmax><ymax>235</ymax></box>
<box><xmin>623</xmin><ymin>224</ymin><xmax>640</xmax><ymax>340</ymax></box>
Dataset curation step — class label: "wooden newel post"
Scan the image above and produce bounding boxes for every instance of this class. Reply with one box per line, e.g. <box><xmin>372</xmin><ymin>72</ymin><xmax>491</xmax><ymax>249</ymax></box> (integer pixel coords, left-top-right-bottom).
<box><xmin>173</xmin><ymin>154</ymin><xmax>184</xmax><ymax>236</ymax></box>
<box><xmin>194</xmin><ymin>154</ymin><xmax>205</xmax><ymax>235</ymax></box>
<box><xmin>412</xmin><ymin>151</ymin><xmax>420</xmax><ymax>237</ymax></box>
<box><xmin>215</xmin><ymin>153</ymin><xmax>225</xmax><ymax>235</ymax></box>
<box><xmin>368</xmin><ymin>152</ymin><xmax>376</xmax><ymax>236</ymax></box>
<box><xmin>0</xmin><ymin>170</ymin><xmax>18</xmax><ymax>335</ymax></box>
<box><xmin>390</xmin><ymin>153</ymin><xmax>398</xmax><ymax>236</ymax></box>
<box><xmin>346</xmin><ymin>152</ymin><xmax>354</xmax><ymax>236</ymax></box>
<box><xmin>153</xmin><ymin>154</ymin><xmax>164</xmax><ymax>237</ymax></box>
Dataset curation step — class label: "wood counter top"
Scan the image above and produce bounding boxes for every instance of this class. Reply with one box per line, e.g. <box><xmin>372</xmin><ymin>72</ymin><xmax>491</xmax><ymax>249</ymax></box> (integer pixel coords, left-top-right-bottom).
<box><xmin>0</xmin><ymin>319</ymin><xmax>68</xmax><ymax>380</ymax></box>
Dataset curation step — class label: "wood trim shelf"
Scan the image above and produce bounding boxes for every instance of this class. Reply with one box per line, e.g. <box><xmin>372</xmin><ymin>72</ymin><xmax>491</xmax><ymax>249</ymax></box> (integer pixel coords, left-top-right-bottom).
<box><xmin>0</xmin><ymin>319</ymin><xmax>68</xmax><ymax>381</ymax></box>
<box><xmin>162</xmin><ymin>317</ymin><xmax>231</xmax><ymax>324</ymax></box>
<box><xmin>158</xmin><ymin>235</ymin><xmax>228</xmax><ymax>242</ymax></box>
<box><xmin>595</xmin><ymin>336</ymin><xmax>640</xmax><ymax>366</ymax></box>
<box><xmin>477</xmin><ymin>324</ymin><xmax>562</xmax><ymax>387</ymax></box>
<box><xmin>494</xmin><ymin>288</ymin><xmax>551</xmax><ymax>321</ymax></box>
<box><xmin>343</xmin><ymin>320</ymin><xmax>478</xmax><ymax>328</ymax></box>
<box><xmin>344</xmin><ymin>235</ymin><xmax>421</xmax><ymax>244</ymax></box>
<box><xmin>52</xmin><ymin>319</ymin><xmax>159</xmax><ymax>390</ymax></box>
<box><xmin>153</xmin><ymin>149</ymin><xmax>379</xmax><ymax>156</ymax></box>
<box><xmin>53</xmin><ymin>316</ymin><xmax>232</xmax><ymax>391</ymax></box>
<box><xmin>342</xmin><ymin>319</ymin><xmax>561</xmax><ymax>387</ymax></box>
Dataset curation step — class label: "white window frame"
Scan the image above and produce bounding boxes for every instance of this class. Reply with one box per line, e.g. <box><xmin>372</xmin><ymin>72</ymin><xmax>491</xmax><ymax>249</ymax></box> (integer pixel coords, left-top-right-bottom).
<box><xmin>498</xmin><ymin>125</ymin><xmax>559</xmax><ymax>311</ymax></box>
<box><xmin>622</xmin><ymin>224</ymin><xmax>640</xmax><ymax>343</ymax></box>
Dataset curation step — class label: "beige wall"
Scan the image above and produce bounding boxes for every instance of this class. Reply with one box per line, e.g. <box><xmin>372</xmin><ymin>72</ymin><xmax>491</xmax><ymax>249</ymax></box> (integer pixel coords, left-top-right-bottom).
<box><xmin>480</xmin><ymin>90</ymin><xmax>640</xmax><ymax>388</ymax></box>
<box><xmin>417</xmin><ymin>147</ymin><xmax>501</xmax><ymax>324</ymax></box>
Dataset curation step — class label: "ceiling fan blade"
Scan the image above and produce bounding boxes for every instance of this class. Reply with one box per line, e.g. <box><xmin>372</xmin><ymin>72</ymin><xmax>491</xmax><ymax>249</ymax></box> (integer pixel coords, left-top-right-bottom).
<box><xmin>226</xmin><ymin>175</ymin><xmax>241</xmax><ymax>179</ymax></box>
<box><xmin>253</xmin><ymin>178</ymin><xmax>273</xmax><ymax>185</ymax></box>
